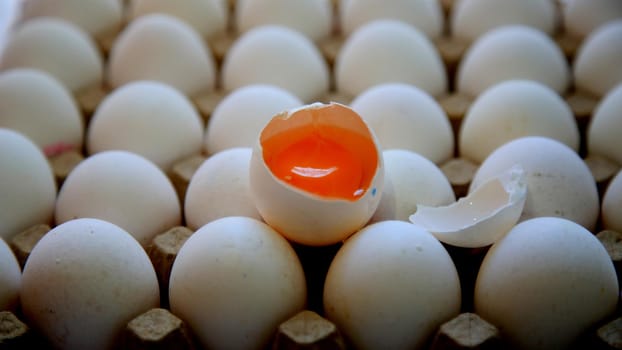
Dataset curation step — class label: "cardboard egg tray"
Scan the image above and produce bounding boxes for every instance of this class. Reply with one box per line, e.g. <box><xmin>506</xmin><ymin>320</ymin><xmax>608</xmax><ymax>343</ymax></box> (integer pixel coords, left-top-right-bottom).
<box><xmin>2</xmin><ymin>0</ymin><xmax>622</xmax><ymax>349</ymax></box>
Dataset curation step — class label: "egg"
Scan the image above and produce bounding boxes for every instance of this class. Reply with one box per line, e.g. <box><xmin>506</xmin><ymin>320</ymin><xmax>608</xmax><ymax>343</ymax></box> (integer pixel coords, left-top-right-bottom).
<box><xmin>0</xmin><ymin>68</ymin><xmax>84</xmax><ymax>155</ymax></box>
<box><xmin>450</xmin><ymin>0</ymin><xmax>557</xmax><ymax>42</ymax></box>
<box><xmin>459</xmin><ymin>80</ymin><xmax>580</xmax><ymax>164</ymax></box>
<box><xmin>562</xmin><ymin>0</ymin><xmax>622</xmax><ymax>39</ymax></box>
<box><xmin>573</xmin><ymin>20</ymin><xmax>622</xmax><ymax>98</ymax></box>
<box><xmin>350</xmin><ymin>83</ymin><xmax>454</xmax><ymax>164</ymax></box>
<box><xmin>169</xmin><ymin>216</ymin><xmax>306</xmax><ymax>350</ymax></box>
<box><xmin>324</xmin><ymin>220</ymin><xmax>461</xmax><ymax>349</ymax></box>
<box><xmin>204</xmin><ymin>84</ymin><xmax>303</xmax><ymax>155</ymax></box>
<box><xmin>338</xmin><ymin>0</ymin><xmax>444</xmax><ymax>38</ymax></box>
<box><xmin>235</xmin><ymin>0</ymin><xmax>332</xmax><ymax>42</ymax></box>
<box><xmin>249</xmin><ymin>102</ymin><xmax>384</xmax><ymax>246</ymax></box>
<box><xmin>184</xmin><ymin>148</ymin><xmax>262</xmax><ymax>229</ymax></box>
<box><xmin>474</xmin><ymin>217</ymin><xmax>619</xmax><ymax>350</ymax></box>
<box><xmin>602</xmin><ymin>169</ymin><xmax>622</xmax><ymax>233</ymax></box>
<box><xmin>0</xmin><ymin>17</ymin><xmax>104</xmax><ymax>93</ymax></box>
<box><xmin>587</xmin><ymin>82</ymin><xmax>622</xmax><ymax>165</ymax></box>
<box><xmin>55</xmin><ymin>150</ymin><xmax>181</xmax><ymax>247</ymax></box>
<box><xmin>221</xmin><ymin>25</ymin><xmax>330</xmax><ymax>103</ymax></box>
<box><xmin>0</xmin><ymin>238</ymin><xmax>21</xmax><ymax>311</ymax></box>
<box><xmin>470</xmin><ymin>136</ymin><xmax>600</xmax><ymax>231</ymax></box>
<box><xmin>0</xmin><ymin>128</ymin><xmax>56</xmax><ymax>240</ymax></box>
<box><xmin>372</xmin><ymin>149</ymin><xmax>455</xmax><ymax>222</ymax></box>
<box><xmin>456</xmin><ymin>25</ymin><xmax>570</xmax><ymax>97</ymax></box>
<box><xmin>334</xmin><ymin>19</ymin><xmax>447</xmax><ymax>99</ymax></box>
<box><xmin>87</xmin><ymin>81</ymin><xmax>204</xmax><ymax>170</ymax></box>
<box><xmin>20</xmin><ymin>218</ymin><xmax>160</xmax><ymax>350</ymax></box>
<box><xmin>107</xmin><ymin>14</ymin><xmax>217</xmax><ymax>97</ymax></box>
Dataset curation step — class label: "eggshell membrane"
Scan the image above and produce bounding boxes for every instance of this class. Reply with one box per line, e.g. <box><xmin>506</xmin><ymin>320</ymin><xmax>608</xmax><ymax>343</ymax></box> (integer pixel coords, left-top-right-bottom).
<box><xmin>469</xmin><ymin>136</ymin><xmax>599</xmax><ymax>231</ymax></box>
<box><xmin>372</xmin><ymin>149</ymin><xmax>455</xmax><ymax>222</ymax></box>
<box><xmin>602</xmin><ymin>169</ymin><xmax>622</xmax><ymax>233</ymax></box>
<box><xmin>185</xmin><ymin>148</ymin><xmax>262</xmax><ymax>229</ymax></box>
<box><xmin>475</xmin><ymin>217</ymin><xmax>618</xmax><ymax>350</ymax></box>
<box><xmin>107</xmin><ymin>14</ymin><xmax>217</xmax><ymax>97</ymax></box>
<box><xmin>129</xmin><ymin>0</ymin><xmax>227</xmax><ymax>40</ymax></box>
<box><xmin>221</xmin><ymin>25</ymin><xmax>330</xmax><ymax>102</ymax></box>
<box><xmin>0</xmin><ymin>128</ymin><xmax>56</xmax><ymax>240</ymax></box>
<box><xmin>459</xmin><ymin>80</ymin><xmax>580</xmax><ymax>164</ymax></box>
<box><xmin>335</xmin><ymin>19</ymin><xmax>447</xmax><ymax>99</ymax></box>
<box><xmin>588</xmin><ymin>83</ymin><xmax>622</xmax><ymax>165</ymax></box>
<box><xmin>87</xmin><ymin>81</ymin><xmax>204</xmax><ymax>170</ymax></box>
<box><xmin>338</xmin><ymin>0</ymin><xmax>444</xmax><ymax>38</ymax></box>
<box><xmin>450</xmin><ymin>0</ymin><xmax>557</xmax><ymax>42</ymax></box>
<box><xmin>456</xmin><ymin>25</ymin><xmax>570</xmax><ymax>97</ymax></box>
<box><xmin>562</xmin><ymin>0</ymin><xmax>622</xmax><ymax>39</ymax></box>
<box><xmin>324</xmin><ymin>220</ymin><xmax>461</xmax><ymax>350</ymax></box>
<box><xmin>169</xmin><ymin>216</ymin><xmax>306</xmax><ymax>350</ymax></box>
<box><xmin>19</xmin><ymin>0</ymin><xmax>123</xmax><ymax>40</ymax></box>
<box><xmin>20</xmin><ymin>218</ymin><xmax>160</xmax><ymax>350</ymax></box>
<box><xmin>0</xmin><ymin>68</ymin><xmax>83</xmax><ymax>154</ymax></box>
<box><xmin>55</xmin><ymin>150</ymin><xmax>182</xmax><ymax>247</ymax></box>
<box><xmin>0</xmin><ymin>17</ymin><xmax>103</xmax><ymax>93</ymax></box>
<box><xmin>0</xmin><ymin>238</ymin><xmax>21</xmax><ymax>311</ymax></box>
<box><xmin>573</xmin><ymin>20</ymin><xmax>622</xmax><ymax>98</ymax></box>
<box><xmin>204</xmin><ymin>84</ymin><xmax>303</xmax><ymax>155</ymax></box>
<box><xmin>235</xmin><ymin>0</ymin><xmax>332</xmax><ymax>41</ymax></box>
<box><xmin>350</xmin><ymin>83</ymin><xmax>454</xmax><ymax>164</ymax></box>
<box><xmin>249</xmin><ymin>102</ymin><xmax>384</xmax><ymax>246</ymax></box>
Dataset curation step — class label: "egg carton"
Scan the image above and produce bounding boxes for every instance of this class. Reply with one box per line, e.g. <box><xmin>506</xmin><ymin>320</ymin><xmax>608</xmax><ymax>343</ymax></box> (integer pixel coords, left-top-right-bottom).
<box><xmin>2</xmin><ymin>0</ymin><xmax>622</xmax><ymax>349</ymax></box>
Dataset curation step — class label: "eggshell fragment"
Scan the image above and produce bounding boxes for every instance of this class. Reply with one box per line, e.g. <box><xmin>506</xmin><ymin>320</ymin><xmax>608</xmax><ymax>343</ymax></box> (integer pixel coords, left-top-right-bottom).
<box><xmin>0</xmin><ymin>17</ymin><xmax>104</xmax><ymax>93</ymax></box>
<box><xmin>107</xmin><ymin>14</ymin><xmax>217</xmax><ymax>97</ymax></box>
<box><xmin>0</xmin><ymin>128</ymin><xmax>56</xmax><ymax>240</ymax></box>
<box><xmin>249</xmin><ymin>102</ymin><xmax>384</xmax><ymax>246</ymax></box>
<box><xmin>562</xmin><ymin>0</ymin><xmax>622</xmax><ymax>39</ymax></box>
<box><xmin>221</xmin><ymin>25</ymin><xmax>330</xmax><ymax>102</ymax></box>
<box><xmin>475</xmin><ymin>217</ymin><xmax>619</xmax><ymax>350</ymax></box>
<box><xmin>0</xmin><ymin>238</ymin><xmax>21</xmax><ymax>311</ymax></box>
<box><xmin>335</xmin><ymin>19</ymin><xmax>447</xmax><ymax>98</ymax></box>
<box><xmin>324</xmin><ymin>220</ymin><xmax>461</xmax><ymax>349</ymax></box>
<box><xmin>20</xmin><ymin>218</ymin><xmax>160</xmax><ymax>350</ymax></box>
<box><xmin>169</xmin><ymin>216</ymin><xmax>306</xmax><ymax>350</ymax></box>
<box><xmin>602</xmin><ymin>169</ymin><xmax>622</xmax><ymax>233</ymax></box>
<box><xmin>87</xmin><ymin>81</ymin><xmax>204</xmax><ymax>170</ymax></box>
<box><xmin>410</xmin><ymin>165</ymin><xmax>526</xmax><ymax>248</ymax></box>
<box><xmin>588</xmin><ymin>83</ymin><xmax>622</xmax><ymax>166</ymax></box>
<box><xmin>456</xmin><ymin>25</ymin><xmax>570</xmax><ymax>97</ymax></box>
<box><xmin>459</xmin><ymin>80</ymin><xmax>580</xmax><ymax>164</ymax></box>
<box><xmin>55</xmin><ymin>151</ymin><xmax>182</xmax><ymax>247</ymax></box>
<box><xmin>350</xmin><ymin>83</ymin><xmax>454</xmax><ymax>164</ymax></box>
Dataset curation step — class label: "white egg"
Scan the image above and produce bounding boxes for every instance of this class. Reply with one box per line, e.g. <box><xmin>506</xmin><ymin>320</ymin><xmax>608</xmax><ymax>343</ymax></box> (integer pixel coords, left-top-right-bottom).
<box><xmin>562</xmin><ymin>0</ymin><xmax>622</xmax><ymax>39</ymax></box>
<box><xmin>0</xmin><ymin>17</ymin><xmax>104</xmax><ymax>93</ymax></box>
<box><xmin>235</xmin><ymin>0</ymin><xmax>332</xmax><ymax>41</ymax></box>
<box><xmin>20</xmin><ymin>218</ymin><xmax>160</xmax><ymax>350</ymax></box>
<box><xmin>338</xmin><ymin>0</ymin><xmax>444</xmax><ymax>38</ymax></box>
<box><xmin>221</xmin><ymin>25</ymin><xmax>330</xmax><ymax>103</ymax></box>
<box><xmin>184</xmin><ymin>148</ymin><xmax>261</xmax><ymax>229</ymax></box>
<box><xmin>107</xmin><ymin>14</ymin><xmax>217</xmax><ymax>97</ymax></box>
<box><xmin>573</xmin><ymin>20</ymin><xmax>622</xmax><ymax>98</ymax></box>
<box><xmin>87</xmin><ymin>81</ymin><xmax>204</xmax><ymax>170</ymax></box>
<box><xmin>169</xmin><ymin>216</ymin><xmax>306</xmax><ymax>350</ymax></box>
<box><xmin>470</xmin><ymin>136</ymin><xmax>599</xmax><ymax>231</ymax></box>
<box><xmin>204</xmin><ymin>84</ymin><xmax>303</xmax><ymax>155</ymax></box>
<box><xmin>372</xmin><ymin>149</ymin><xmax>455</xmax><ymax>222</ymax></box>
<box><xmin>475</xmin><ymin>217</ymin><xmax>619</xmax><ymax>350</ymax></box>
<box><xmin>0</xmin><ymin>68</ymin><xmax>83</xmax><ymax>155</ymax></box>
<box><xmin>249</xmin><ymin>102</ymin><xmax>384</xmax><ymax>246</ymax></box>
<box><xmin>602</xmin><ymin>169</ymin><xmax>622</xmax><ymax>233</ymax></box>
<box><xmin>0</xmin><ymin>128</ymin><xmax>56</xmax><ymax>240</ymax></box>
<box><xmin>335</xmin><ymin>19</ymin><xmax>447</xmax><ymax>99</ymax></box>
<box><xmin>459</xmin><ymin>80</ymin><xmax>580</xmax><ymax>164</ymax></box>
<box><xmin>324</xmin><ymin>220</ymin><xmax>461</xmax><ymax>349</ymax></box>
<box><xmin>55</xmin><ymin>150</ymin><xmax>181</xmax><ymax>247</ymax></box>
<box><xmin>587</xmin><ymin>82</ymin><xmax>622</xmax><ymax>165</ymax></box>
<box><xmin>456</xmin><ymin>25</ymin><xmax>570</xmax><ymax>97</ymax></box>
<box><xmin>0</xmin><ymin>238</ymin><xmax>21</xmax><ymax>311</ymax></box>
<box><xmin>350</xmin><ymin>83</ymin><xmax>454</xmax><ymax>164</ymax></box>
<box><xmin>450</xmin><ymin>0</ymin><xmax>557</xmax><ymax>42</ymax></box>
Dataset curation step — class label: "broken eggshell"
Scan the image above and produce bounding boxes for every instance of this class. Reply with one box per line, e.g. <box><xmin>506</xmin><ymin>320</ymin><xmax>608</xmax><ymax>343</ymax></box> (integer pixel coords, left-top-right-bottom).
<box><xmin>410</xmin><ymin>165</ymin><xmax>527</xmax><ymax>248</ymax></box>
